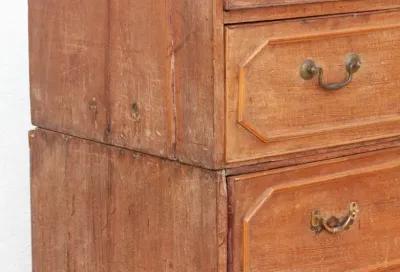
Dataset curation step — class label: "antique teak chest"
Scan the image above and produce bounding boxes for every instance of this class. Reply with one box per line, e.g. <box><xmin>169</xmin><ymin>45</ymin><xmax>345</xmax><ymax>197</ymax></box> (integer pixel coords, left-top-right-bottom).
<box><xmin>29</xmin><ymin>1</ymin><xmax>400</xmax><ymax>271</ymax></box>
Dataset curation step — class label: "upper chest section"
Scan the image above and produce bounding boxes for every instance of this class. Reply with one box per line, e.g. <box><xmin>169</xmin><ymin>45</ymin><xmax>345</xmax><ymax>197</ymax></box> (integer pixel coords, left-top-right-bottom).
<box><xmin>29</xmin><ymin>0</ymin><xmax>400</xmax><ymax>170</ymax></box>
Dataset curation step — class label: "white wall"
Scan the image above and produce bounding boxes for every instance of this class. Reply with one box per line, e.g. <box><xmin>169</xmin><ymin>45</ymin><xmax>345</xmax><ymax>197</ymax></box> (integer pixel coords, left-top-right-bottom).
<box><xmin>0</xmin><ymin>1</ymin><xmax>32</xmax><ymax>271</ymax></box>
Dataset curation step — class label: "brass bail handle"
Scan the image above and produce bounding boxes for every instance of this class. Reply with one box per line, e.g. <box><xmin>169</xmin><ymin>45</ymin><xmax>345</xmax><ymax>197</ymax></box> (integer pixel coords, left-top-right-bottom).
<box><xmin>300</xmin><ymin>53</ymin><xmax>362</xmax><ymax>91</ymax></box>
<box><xmin>311</xmin><ymin>202</ymin><xmax>360</xmax><ymax>234</ymax></box>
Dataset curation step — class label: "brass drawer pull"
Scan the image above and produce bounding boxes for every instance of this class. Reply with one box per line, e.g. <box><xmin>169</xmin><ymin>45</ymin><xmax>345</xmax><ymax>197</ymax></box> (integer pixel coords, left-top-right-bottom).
<box><xmin>300</xmin><ymin>53</ymin><xmax>361</xmax><ymax>91</ymax></box>
<box><xmin>311</xmin><ymin>202</ymin><xmax>359</xmax><ymax>234</ymax></box>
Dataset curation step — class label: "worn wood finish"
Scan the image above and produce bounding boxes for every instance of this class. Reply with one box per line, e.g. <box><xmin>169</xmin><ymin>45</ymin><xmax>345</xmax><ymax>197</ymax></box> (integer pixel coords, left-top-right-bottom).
<box><xmin>30</xmin><ymin>129</ymin><xmax>227</xmax><ymax>272</ymax></box>
<box><xmin>226</xmin><ymin>10</ymin><xmax>400</xmax><ymax>164</ymax></box>
<box><xmin>224</xmin><ymin>1</ymin><xmax>400</xmax><ymax>23</ymax></box>
<box><xmin>171</xmin><ymin>0</ymin><xmax>225</xmax><ymax>168</ymax></box>
<box><xmin>30</xmin><ymin>1</ymin><xmax>400</xmax><ymax>169</ymax></box>
<box><xmin>29</xmin><ymin>0</ymin><xmax>400</xmax><ymax>271</ymax></box>
<box><xmin>29</xmin><ymin>0</ymin><xmax>174</xmax><ymax>158</ymax></box>
<box><xmin>229</xmin><ymin>147</ymin><xmax>400</xmax><ymax>272</ymax></box>
<box><xmin>225</xmin><ymin>0</ymin><xmax>340</xmax><ymax>10</ymax></box>
<box><xmin>29</xmin><ymin>0</ymin><xmax>109</xmax><ymax>142</ymax></box>
<box><xmin>225</xmin><ymin>0</ymin><xmax>400</xmax><ymax>12</ymax></box>
<box><xmin>226</xmin><ymin>136</ymin><xmax>400</xmax><ymax>175</ymax></box>
<box><xmin>107</xmin><ymin>0</ymin><xmax>175</xmax><ymax>158</ymax></box>
<box><xmin>29</xmin><ymin>0</ymin><xmax>224</xmax><ymax>169</ymax></box>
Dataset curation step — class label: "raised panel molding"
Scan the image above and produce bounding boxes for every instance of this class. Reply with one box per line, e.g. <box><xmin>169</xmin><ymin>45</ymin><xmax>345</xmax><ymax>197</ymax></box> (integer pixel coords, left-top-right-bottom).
<box><xmin>241</xmin><ymin>158</ymin><xmax>400</xmax><ymax>272</ymax></box>
<box><xmin>237</xmin><ymin>24</ymin><xmax>400</xmax><ymax>143</ymax></box>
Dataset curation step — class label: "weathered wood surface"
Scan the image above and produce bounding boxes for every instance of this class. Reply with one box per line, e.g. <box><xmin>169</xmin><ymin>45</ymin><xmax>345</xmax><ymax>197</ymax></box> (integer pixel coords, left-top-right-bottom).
<box><xmin>171</xmin><ymin>0</ymin><xmax>225</xmax><ymax>168</ymax></box>
<box><xmin>225</xmin><ymin>0</ymin><xmax>340</xmax><ymax>10</ymax></box>
<box><xmin>225</xmin><ymin>10</ymin><xmax>400</xmax><ymax>164</ymax></box>
<box><xmin>29</xmin><ymin>0</ymin><xmax>109</xmax><ymax>142</ymax></box>
<box><xmin>29</xmin><ymin>1</ymin><xmax>400</xmax><ymax>271</ymax></box>
<box><xmin>225</xmin><ymin>1</ymin><xmax>400</xmax><ymax>24</ymax></box>
<box><xmin>224</xmin><ymin>0</ymin><xmax>399</xmax><ymax>11</ymax></box>
<box><xmin>30</xmin><ymin>129</ymin><xmax>227</xmax><ymax>272</ymax></box>
<box><xmin>226</xmin><ymin>136</ymin><xmax>400</xmax><ymax>175</ymax></box>
<box><xmin>29</xmin><ymin>0</ymin><xmax>224</xmax><ymax>169</ymax></box>
<box><xmin>29</xmin><ymin>0</ymin><xmax>400</xmax><ymax>169</ymax></box>
<box><xmin>229</xmin><ymin>147</ymin><xmax>400</xmax><ymax>271</ymax></box>
<box><xmin>107</xmin><ymin>0</ymin><xmax>175</xmax><ymax>159</ymax></box>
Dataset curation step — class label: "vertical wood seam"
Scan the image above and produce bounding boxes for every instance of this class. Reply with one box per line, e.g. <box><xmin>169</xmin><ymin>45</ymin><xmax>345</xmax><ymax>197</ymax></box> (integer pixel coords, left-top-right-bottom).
<box><xmin>168</xmin><ymin>0</ymin><xmax>178</xmax><ymax>159</ymax></box>
<box><xmin>212</xmin><ymin>0</ymin><xmax>226</xmax><ymax>169</ymax></box>
<box><xmin>103</xmin><ymin>0</ymin><xmax>112</xmax><ymax>143</ymax></box>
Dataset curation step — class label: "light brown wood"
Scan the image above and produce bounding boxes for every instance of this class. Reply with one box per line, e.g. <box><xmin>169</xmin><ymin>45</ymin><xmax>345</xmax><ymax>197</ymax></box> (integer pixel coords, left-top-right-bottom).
<box><xmin>107</xmin><ymin>0</ymin><xmax>175</xmax><ymax>159</ymax></box>
<box><xmin>29</xmin><ymin>0</ymin><xmax>225</xmax><ymax>169</ymax></box>
<box><xmin>225</xmin><ymin>0</ymin><xmax>399</xmax><ymax>11</ymax></box>
<box><xmin>29</xmin><ymin>1</ymin><xmax>400</xmax><ymax>271</ymax></box>
<box><xmin>229</xmin><ymin>147</ymin><xmax>400</xmax><ymax>272</ymax></box>
<box><xmin>226</xmin><ymin>9</ymin><xmax>400</xmax><ymax>164</ymax></box>
<box><xmin>225</xmin><ymin>0</ymin><xmax>341</xmax><ymax>10</ymax></box>
<box><xmin>30</xmin><ymin>129</ymin><xmax>227</xmax><ymax>272</ymax></box>
<box><xmin>30</xmin><ymin>1</ymin><xmax>400</xmax><ymax>169</ymax></box>
<box><xmin>171</xmin><ymin>0</ymin><xmax>225</xmax><ymax>168</ymax></box>
<box><xmin>29</xmin><ymin>0</ymin><xmax>109</xmax><ymax>142</ymax></box>
<box><xmin>29</xmin><ymin>0</ymin><xmax>175</xmax><ymax>158</ymax></box>
<box><xmin>225</xmin><ymin>136</ymin><xmax>400</xmax><ymax>175</ymax></box>
<box><xmin>224</xmin><ymin>1</ymin><xmax>400</xmax><ymax>24</ymax></box>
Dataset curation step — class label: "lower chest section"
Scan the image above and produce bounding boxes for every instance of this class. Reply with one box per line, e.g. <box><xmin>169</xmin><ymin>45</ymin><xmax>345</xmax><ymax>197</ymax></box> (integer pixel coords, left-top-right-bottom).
<box><xmin>31</xmin><ymin>129</ymin><xmax>400</xmax><ymax>272</ymax></box>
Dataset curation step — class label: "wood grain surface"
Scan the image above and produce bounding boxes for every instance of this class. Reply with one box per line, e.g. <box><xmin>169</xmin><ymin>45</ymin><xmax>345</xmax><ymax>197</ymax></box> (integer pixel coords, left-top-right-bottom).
<box><xmin>171</xmin><ymin>0</ymin><xmax>225</xmax><ymax>168</ymax></box>
<box><xmin>229</xmin><ymin>147</ymin><xmax>400</xmax><ymax>272</ymax></box>
<box><xmin>30</xmin><ymin>129</ymin><xmax>227</xmax><ymax>272</ymax></box>
<box><xmin>225</xmin><ymin>0</ymin><xmax>340</xmax><ymax>10</ymax></box>
<box><xmin>225</xmin><ymin>9</ymin><xmax>400</xmax><ymax>164</ymax></box>
<box><xmin>224</xmin><ymin>1</ymin><xmax>400</xmax><ymax>23</ymax></box>
<box><xmin>226</xmin><ymin>136</ymin><xmax>400</xmax><ymax>175</ymax></box>
<box><xmin>29</xmin><ymin>0</ymin><xmax>225</xmax><ymax>169</ymax></box>
<box><xmin>29</xmin><ymin>0</ymin><xmax>109</xmax><ymax>142</ymax></box>
<box><xmin>29</xmin><ymin>1</ymin><xmax>400</xmax><ymax>271</ymax></box>
<box><xmin>29</xmin><ymin>1</ymin><xmax>400</xmax><ymax>169</ymax></box>
<box><xmin>107</xmin><ymin>0</ymin><xmax>175</xmax><ymax>159</ymax></box>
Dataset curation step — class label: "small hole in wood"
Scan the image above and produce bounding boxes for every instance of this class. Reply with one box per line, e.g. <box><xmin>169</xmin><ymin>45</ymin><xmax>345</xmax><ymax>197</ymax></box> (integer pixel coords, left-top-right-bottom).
<box><xmin>131</xmin><ymin>102</ymin><xmax>140</xmax><ymax>121</ymax></box>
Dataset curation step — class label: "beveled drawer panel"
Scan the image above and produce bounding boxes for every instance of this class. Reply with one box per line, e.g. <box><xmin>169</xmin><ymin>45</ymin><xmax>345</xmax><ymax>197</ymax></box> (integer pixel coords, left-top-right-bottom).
<box><xmin>228</xmin><ymin>147</ymin><xmax>400</xmax><ymax>272</ymax></box>
<box><xmin>225</xmin><ymin>10</ymin><xmax>400</xmax><ymax>164</ymax></box>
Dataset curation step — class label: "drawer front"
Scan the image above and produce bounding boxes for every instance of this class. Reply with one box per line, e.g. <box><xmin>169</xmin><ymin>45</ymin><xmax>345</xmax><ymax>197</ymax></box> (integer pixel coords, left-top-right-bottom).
<box><xmin>225</xmin><ymin>0</ymin><xmax>340</xmax><ymax>10</ymax></box>
<box><xmin>225</xmin><ymin>10</ymin><xmax>400</xmax><ymax>164</ymax></box>
<box><xmin>228</xmin><ymin>147</ymin><xmax>400</xmax><ymax>272</ymax></box>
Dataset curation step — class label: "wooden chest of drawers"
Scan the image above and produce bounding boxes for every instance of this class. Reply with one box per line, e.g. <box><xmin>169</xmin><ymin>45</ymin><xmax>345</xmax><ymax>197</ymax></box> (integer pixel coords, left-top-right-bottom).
<box><xmin>29</xmin><ymin>0</ymin><xmax>400</xmax><ymax>271</ymax></box>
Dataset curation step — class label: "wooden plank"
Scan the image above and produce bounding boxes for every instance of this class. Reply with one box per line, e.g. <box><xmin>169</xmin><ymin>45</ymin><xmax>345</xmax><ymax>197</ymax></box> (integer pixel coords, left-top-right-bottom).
<box><xmin>29</xmin><ymin>0</ymin><xmax>224</xmax><ymax>169</ymax></box>
<box><xmin>224</xmin><ymin>1</ymin><xmax>400</xmax><ymax>24</ymax></box>
<box><xmin>225</xmin><ymin>136</ymin><xmax>400</xmax><ymax>175</ymax></box>
<box><xmin>29</xmin><ymin>0</ymin><xmax>176</xmax><ymax>159</ymax></box>
<box><xmin>172</xmin><ymin>0</ymin><xmax>225</xmax><ymax>168</ymax></box>
<box><xmin>217</xmin><ymin>172</ymin><xmax>229</xmax><ymax>272</ymax></box>
<box><xmin>107</xmin><ymin>0</ymin><xmax>175</xmax><ymax>158</ymax></box>
<box><xmin>225</xmin><ymin>0</ymin><xmax>339</xmax><ymax>10</ymax></box>
<box><xmin>29</xmin><ymin>0</ymin><xmax>109</xmax><ymax>141</ymax></box>
<box><xmin>30</xmin><ymin>129</ymin><xmax>227</xmax><ymax>272</ymax></box>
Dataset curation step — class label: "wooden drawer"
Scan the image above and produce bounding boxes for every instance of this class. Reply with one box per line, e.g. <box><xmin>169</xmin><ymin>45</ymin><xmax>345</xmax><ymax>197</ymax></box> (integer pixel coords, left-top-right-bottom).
<box><xmin>228</xmin><ymin>147</ymin><xmax>400</xmax><ymax>271</ymax></box>
<box><xmin>226</xmin><ymin>10</ymin><xmax>400</xmax><ymax>164</ymax></box>
<box><xmin>224</xmin><ymin>1</ymin><xmax>400</xmax><ymax>24</ymax></box>
<box><xmin>225</xmin><ymin>0</ymin><xmax>341</xmax><ymax>10</ymax></box>
<box><xmin>224</xmin><ymin>0</ymin><xmax>400</xmax><ymax>11</ymax></box>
